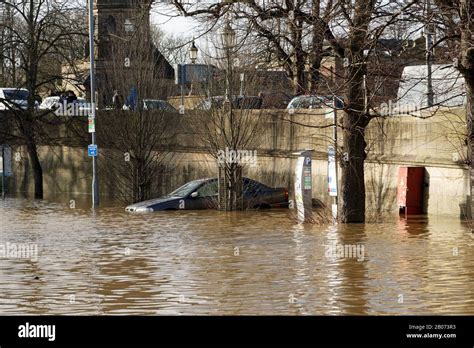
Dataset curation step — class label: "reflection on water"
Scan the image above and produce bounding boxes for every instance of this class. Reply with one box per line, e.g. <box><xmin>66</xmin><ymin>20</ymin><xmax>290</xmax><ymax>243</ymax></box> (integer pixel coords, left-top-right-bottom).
<box><xmin>0</xmin><ymin>197</ymin><xmax>473</xmax><ymax>315</ymax></box>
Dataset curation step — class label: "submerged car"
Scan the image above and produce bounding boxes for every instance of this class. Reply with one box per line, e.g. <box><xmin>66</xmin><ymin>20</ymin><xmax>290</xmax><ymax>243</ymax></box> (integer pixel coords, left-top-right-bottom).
<box><xmin>125</xmin><ymin>177</ymin><xmax>289</xmax><ymax>213</ymax></box>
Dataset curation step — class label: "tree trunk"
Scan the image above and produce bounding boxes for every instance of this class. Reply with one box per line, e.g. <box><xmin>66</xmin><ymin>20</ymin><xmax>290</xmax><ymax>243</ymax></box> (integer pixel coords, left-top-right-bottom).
<box><xmin>338</xmin><ymin>0</ymin><xmax>374</xmax><ymax>223</ymax></box>
<box><xmin>25</xmin><ymin>141</ymin><xmax>43</xmax><ymax>200</ymax></box>
<box><xmin>458</xmin><ymin>0</ymin><xmax>474</xmax><ymax>222</ymax></box>
<box><xmin>309</xmin><ymin>52</ymin><xmax>322</xmax><ymax>94</ymax></box>
<box><xmin>341</xmin><ymin>114</ymin><xmax>368</xmax><ymax>223</ymax></box>
<box><xmin>463</xmin><ymin>59</ymin><xmax>474</xmax><ymax>221</ymax></box>
<box><xmin>309</xmin><ymin>0</ymin><xmax>323</xmax><ymax>93</ymax></box>
<box><xmin>340</xmin><ymin>57</ymin><xmax>370</xmax><ymax>222</ymax></box>
<box><xmin>292</xmin><ymin>18</ymin><xmax>306</xmax><ymax>95</ymax></box>
<box><xmin>468</xmin><ymin>81</ymin><xmax>474</xmax><ymax>221</ymax></box>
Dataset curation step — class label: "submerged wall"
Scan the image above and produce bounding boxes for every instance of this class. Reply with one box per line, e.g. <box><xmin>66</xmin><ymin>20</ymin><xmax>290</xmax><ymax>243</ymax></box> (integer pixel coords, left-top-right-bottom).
<box><xmin>4</xmin><ymin>107</ymin><xmax>469</xmax><ymax>217</ymax></box>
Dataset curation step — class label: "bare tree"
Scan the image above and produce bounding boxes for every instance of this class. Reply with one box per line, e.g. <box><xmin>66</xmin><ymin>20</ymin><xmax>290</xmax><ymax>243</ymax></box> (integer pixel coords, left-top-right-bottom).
<box><xmin>0</xmin><ymin>0</ymin><xmax>87</xmax><ymax>199</ymax></box>
<box><xmin>434</xmin><ymin>0</ymin><xmax>474</xmax><ymax>220</ymax></box>
<box><xmin>95</xmin><ymin>11</ymin><xmax>178</xmax><ymax>204</ymax></box>
<box><xmin>163</xmin><ymin>0</ymin><xmax>343</xmax><ymax>95</ymax></box>
<box><xmin>190</xmin><ymin>34</ymin><xmax>267</xmax><ymax>210</ymax></box>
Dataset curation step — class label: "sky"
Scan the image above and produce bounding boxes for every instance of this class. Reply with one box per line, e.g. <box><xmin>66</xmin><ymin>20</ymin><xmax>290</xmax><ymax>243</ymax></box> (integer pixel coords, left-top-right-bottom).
<box><xmin>150</xmin><ymin>3</ymin><xmax>199</xmax><ymax>37</ymax></box>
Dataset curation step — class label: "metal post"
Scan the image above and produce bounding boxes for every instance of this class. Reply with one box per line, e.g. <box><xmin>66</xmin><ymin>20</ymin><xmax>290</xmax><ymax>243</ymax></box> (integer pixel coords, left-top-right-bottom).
<box><xmin>426</xmin><ymin>0</ymin><xmax>434</xmax><ymax>107</ymax></box>
<box><xmin>363</xmin><ymin>74</ymin><xmax>368</xmax><ymax>114</ymax></box>
<box><xmin>333</xmin><ymin>104</ymin><xmax>338</xmax><ymax>219</ymax></box>
<box><xmin>88</xmin><ymin>0</ymin><xmax>99</xmax><ymax>207</ymax></box>
<box><xmin>1</xmin><ymin>146</ymin><xmax>5</xmax><ymax>200</ymax></box>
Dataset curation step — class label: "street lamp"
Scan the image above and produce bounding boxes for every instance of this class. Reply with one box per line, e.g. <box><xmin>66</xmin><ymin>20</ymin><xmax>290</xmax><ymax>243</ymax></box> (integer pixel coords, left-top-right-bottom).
<box><xmin>220</xmin><ymin>22</ymin><xmax>235</xmax><ymax>103</ymax></box>
<box><xmin>221</xmin><ymin>22</ymin><xmax>236</xmax><ymax>51</ymax></box>
<box><xmin>190</xmin><ymin>40</ymin><xmax>198</xmax><ymax>64</ymax></box>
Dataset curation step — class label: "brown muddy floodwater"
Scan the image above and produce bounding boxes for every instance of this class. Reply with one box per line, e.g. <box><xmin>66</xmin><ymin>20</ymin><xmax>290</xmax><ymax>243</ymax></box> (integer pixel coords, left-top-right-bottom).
<box><xmin>0</xmin><ymin>197</ymin><xmax>473</xmax><ymax>315</ymax></box>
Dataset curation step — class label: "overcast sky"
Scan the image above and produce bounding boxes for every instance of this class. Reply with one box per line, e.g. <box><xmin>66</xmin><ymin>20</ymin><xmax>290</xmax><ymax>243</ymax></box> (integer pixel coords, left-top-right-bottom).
<box><xmin>150</xmin><ymin>3</ymin><xmax>198</xmax><ymax>37</ymax></box>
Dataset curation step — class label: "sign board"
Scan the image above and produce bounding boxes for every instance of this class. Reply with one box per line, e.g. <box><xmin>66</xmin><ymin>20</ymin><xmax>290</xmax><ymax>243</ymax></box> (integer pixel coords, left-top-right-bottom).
<box><xmin>328</xmin><ymin>146</ymin><xmax>337</xmax><ymax>196</ymax></box>
<box><xmin>88</xmin><ymin>144</ymin><xmax>98</xmax><ymax>157</ymax></box>
<box><xmin>175</xmin><ymin>64</ymin><xmax>186</xmax><ymax>85</ymax></box>
<box><xmin>175</xmin><ymin>64</ymin><xmax>219</xmax><ymax>85</ymax></box>
<box><xmin>88</xmin><ymin>115</ymin><xmax>95</xmax><ymax>133</ymax></box>
<box><xmin>0</xmin><ymin>145</ymin><xmax>12</xmax><ymax>176</ymax></box>
<box><xmin>294</xmin><ymin>150</ymin><xmax>313</xmax><ymax>223</ymax></box>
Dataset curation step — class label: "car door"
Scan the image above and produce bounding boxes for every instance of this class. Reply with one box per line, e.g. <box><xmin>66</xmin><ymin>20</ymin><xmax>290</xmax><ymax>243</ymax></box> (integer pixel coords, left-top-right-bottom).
<box><xmin>185</xmin><ymin>180</ymin><xmax>218</xmax><ymax>209</ymax></box>
<box><xmin>243</xmin><ymin>178</ymin><xmax>263</xmax><ymax>208</ymax></box>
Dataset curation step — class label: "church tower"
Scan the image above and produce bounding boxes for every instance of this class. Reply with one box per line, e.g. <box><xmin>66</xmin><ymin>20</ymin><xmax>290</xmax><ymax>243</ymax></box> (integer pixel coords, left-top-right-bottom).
<box><xmin>94</xmin><ymin>0</ymin><xmax>152</xmax><ymax>63</ymax></box>
<box><xmin>91</xmin><ymin>0</ymin><xmax>173</xmax><ymax>105</ymax></box>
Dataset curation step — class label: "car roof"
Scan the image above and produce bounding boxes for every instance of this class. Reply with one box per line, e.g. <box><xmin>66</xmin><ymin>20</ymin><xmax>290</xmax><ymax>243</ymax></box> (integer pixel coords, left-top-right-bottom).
<box><xmin>0</xmin><ymin>88</ymin><xmax>28</xmax><ymax>91</ymax></box>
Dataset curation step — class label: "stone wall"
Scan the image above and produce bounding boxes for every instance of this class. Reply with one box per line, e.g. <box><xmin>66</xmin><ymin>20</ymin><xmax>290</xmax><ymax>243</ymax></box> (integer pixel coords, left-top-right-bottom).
<box><xmin>4</xmin><ymin>107</ymin><xmax>469</xmax><ymax>217</ymax></box>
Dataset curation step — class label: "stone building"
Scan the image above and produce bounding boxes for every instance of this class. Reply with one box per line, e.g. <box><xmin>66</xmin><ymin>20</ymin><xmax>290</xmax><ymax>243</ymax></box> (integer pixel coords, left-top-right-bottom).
<box><xmin>63</xmin><ymin>0</ymin><xmax>174</xmax><ymax>105</ymax></box>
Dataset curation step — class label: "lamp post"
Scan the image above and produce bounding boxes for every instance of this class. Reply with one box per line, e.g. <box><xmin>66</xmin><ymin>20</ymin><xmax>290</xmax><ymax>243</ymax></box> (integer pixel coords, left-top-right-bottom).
<box><xmin>221</xmin><ymin>22</ymin><xmax>235</xmax><ymax>104</ymax></box>
<box><xmin>190</xmin><ymin>40</ymin><xmax>198</xmax><ymax>64</ymax></box>
<box><xmin>188</xmin><ymin>40</ymin><xmax>198</xmax><ymax>96</ymax></box>
<box><xmin>218</xmin><ymin>21</ymin><xmax>242</xmax><ymax>211</ymax></box>
<box><xmin>88</xmin><ymin>0</ymin><xmax>99</xmax><ymax>207</ymax></box>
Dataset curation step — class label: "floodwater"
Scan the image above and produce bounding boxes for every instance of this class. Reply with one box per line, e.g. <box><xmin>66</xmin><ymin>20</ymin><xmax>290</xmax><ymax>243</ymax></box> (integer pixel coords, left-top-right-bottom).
<box><xmin>0</xmin><ymin>197</ymin><xmax>473</xmax><ymax>315</ymax></box>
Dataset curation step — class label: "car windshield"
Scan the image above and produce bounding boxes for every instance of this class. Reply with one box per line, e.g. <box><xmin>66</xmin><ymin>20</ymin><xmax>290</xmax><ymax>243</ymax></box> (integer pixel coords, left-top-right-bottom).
<box><xmin>295</xmin><ymin>96</ymin><xmax>322</xmax><ymax>108</ymax></box>
<box><xmin>42</xmin><ymin>98</ymin><xmax>59</xmax><ymax>107</ymax></box>
<box><xmin>166</xmin><ymin>180</ymin><xmax>204</xmax><ymax>198</ymax></box>
<box><xmin>3</xmin><ymin>89</ymin><xmax>29</xmax><ymax>101</ymax></box>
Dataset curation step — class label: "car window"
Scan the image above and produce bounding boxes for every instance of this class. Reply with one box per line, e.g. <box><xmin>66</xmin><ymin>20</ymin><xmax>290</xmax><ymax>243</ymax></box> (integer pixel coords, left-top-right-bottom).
<box><xmin>162</xmin><ymin>102</ymin><xmax>176</xmax><ymax>111</ymax></box>
<box><xmin>3</xmin><ymin>89</ymin><xmax>29</xmax><ymax>101</ymax></box>
<box><xmin>168</xmin><ymin>181</ymin><xmax>202</xmax><ymax>198</ymax></box>
<box><xmin>243</xmin><ymin>178</ymin><xmax>265</xmax><ymax>193</ymax></box>
<box><xmin>197</xmin><ymin>181</ymin><xmax>218</xmax><ymax>197</ymax></box>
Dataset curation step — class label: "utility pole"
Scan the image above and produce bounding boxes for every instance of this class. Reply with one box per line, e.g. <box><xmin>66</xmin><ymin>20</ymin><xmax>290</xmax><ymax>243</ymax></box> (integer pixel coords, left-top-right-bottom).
<box><xmin>1</xmin><ymin>146</ymin><xmax>5</xmax><ymax>200</ymax></box>
<box><xmin>88</xmin><ymin>0</ymin><xmax>99</xmax><ymax>207</ymax></box>
<box><xmin>425</xmin><ymin>0</ymin><xmax>434</xmax><ymax>107</ymax></box>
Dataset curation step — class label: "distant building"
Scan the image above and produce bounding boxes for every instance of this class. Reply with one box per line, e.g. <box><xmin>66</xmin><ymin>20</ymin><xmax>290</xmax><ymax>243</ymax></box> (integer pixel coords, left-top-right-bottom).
<box><xmin>62</xmin><ymin>0</ymin><xmax>174</xmax><ymax>105</ymax></box>
<box><xmin>397</xmin><ymin>64</ymin><xmax>466</xmax><ymax>107</ymax></box>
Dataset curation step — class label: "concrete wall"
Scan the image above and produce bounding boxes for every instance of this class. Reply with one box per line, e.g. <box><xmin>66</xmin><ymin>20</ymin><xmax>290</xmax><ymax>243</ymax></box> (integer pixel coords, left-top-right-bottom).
<box><xmin>4</xmin><ymin>107</ymin><xmax>469</xmax><ymax>217</ymax></box>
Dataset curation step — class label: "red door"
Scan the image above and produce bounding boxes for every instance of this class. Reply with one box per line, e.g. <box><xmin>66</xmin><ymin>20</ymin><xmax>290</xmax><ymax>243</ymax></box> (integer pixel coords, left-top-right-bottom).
<box><xmin>397</xmin><ymin>167</ymin><xmax>425</xmax><ymax>215</ymax></box>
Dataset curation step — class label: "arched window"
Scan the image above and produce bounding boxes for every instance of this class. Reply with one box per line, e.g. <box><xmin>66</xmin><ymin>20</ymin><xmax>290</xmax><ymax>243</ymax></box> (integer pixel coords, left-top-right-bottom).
<box><xmin>124</xmin><ymin>19</ymin><xmax>135</xmax><ymax>33</ymax></box>
<box><xmin>104</xmin><ymin>15</ymin><xmax>116</xmax><ymax>34</ymax></box>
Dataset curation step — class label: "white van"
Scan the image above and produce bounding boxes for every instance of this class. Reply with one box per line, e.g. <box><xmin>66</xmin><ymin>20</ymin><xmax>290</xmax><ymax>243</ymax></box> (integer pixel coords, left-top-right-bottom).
<box><xmin>397</xmin><ymin>64</ymin><xmax>466</xmax><ymax>108</ymax></box>
<box><xmin>0</xmin><ymin>88</ymin><xmax>38</xmax><ymax>111</ymax></box>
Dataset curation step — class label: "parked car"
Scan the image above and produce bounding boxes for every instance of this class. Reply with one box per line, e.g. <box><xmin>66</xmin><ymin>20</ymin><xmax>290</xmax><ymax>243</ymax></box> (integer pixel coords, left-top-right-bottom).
<box><xmin>260</xmin><ymin>92</ymin><xmax>293</xmax><ymax>109</ymax></box>
<box><xmin>195</xmin><ymin>95</ymin><xmax>263</xmax><ymax>110</ymax></box>
<box><xmin>125</xmin><ymin>177</ymin><xmax>289</xmax><ymax>212</ymax></box>
<box><xmin>143</xmin><ymin>99</ymin><xmax>177</xmax><ymax>111</ymax></box>
<box><xmin>287</xmin><ymin>95</ymin><xmax>344</xmax><ymax>109</ymax></box>
<box><xmin>122</xmin><ymin>99</ymin><xmax>177</xmax><ymax>112</ymax></box>
<box><xmin>0</xmin><ymin>88</ymin><xmax>38</xmax><ymax>111</ymax></box>
<box><xmin>39</xmin><ymin>96</ymin><xmax>93</xmax><ymax>116</ymax></box>
<box><xmin>39</xmin><ymin>96</ymin><xmax>60</xmax><ymax>110</ymax></box>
